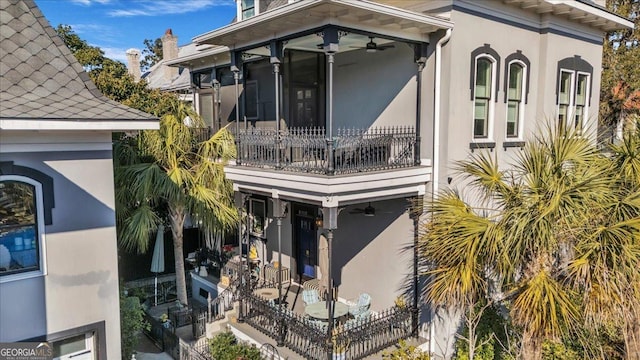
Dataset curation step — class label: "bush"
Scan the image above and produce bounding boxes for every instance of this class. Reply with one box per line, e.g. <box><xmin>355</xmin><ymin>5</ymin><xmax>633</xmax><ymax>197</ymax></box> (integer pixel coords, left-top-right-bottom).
<box><xmin>382</xmin><ymin>340</ymin><xmax>430</xmax><ymax>359</ymax></box>
<box><xmin>120</xmin><ymin>291</ymin><xmax>148</xmax><ymax>360</ymax></box>
<box><xmin>208</xmin><ymin>331</ymin><xmax>261</xmax><ymax>360</ymax></box>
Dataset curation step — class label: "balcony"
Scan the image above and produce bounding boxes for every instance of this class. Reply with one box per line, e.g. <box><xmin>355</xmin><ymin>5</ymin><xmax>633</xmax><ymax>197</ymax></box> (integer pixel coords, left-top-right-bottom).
<box><xmin>235</xmin><ymin>126</ymin><xmax>417</xmax><ymax>175</ymax></box>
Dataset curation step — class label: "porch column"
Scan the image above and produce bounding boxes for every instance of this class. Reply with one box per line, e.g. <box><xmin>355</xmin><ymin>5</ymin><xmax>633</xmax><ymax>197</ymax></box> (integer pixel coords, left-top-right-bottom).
<box><xmin>234</xmin><ymin>191</ymin><xmax>248</xmax><ymax>323</ymax></box>
<box><xmin>414</xmin><ymin>43</ymin><xmax>428</xmax><ymax>166</ymax></box>
<box><xmin>271</xmin><ymin>41</ymin><xmax>284</xmax><ymax>169</ymax></box>
<box><xmin>412</xmin><ymin>195</ymin><xmax>424</xmax><ymax>338</ymax></box>
<box><xmin>231</xmin><ymin>51</ymin><xmax>242</xmax><ymax>164</ymax></box>
<box><xmin>323</xmin><ymin>28</ymin><xmax>339</xmax><ymax>175</ymax></box>
<box><xmin>321</xmin><ymin>206</ymin><xmax>339</xmax><ymax>360</ymax></box>
<box><xmin>272</xmin><ymin>198</ymin><xmax>288</xmax><ymax>347</ymax></box>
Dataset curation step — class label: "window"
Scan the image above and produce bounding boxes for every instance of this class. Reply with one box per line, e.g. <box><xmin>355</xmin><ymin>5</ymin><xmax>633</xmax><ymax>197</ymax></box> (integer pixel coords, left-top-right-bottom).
<box><xmin>249</xmin><ymin>198</ymin><xmax>266</xmax><ymax>238</ymax></box>
<box><xmin>52</xmin><ymin>332</ymin><xmax>95</xmax><ymax>360</ymax></box>
<box><xmin>506</xmin><ymin>62</ymin><xmax>525</xmax><ymax>138</ymax></box>
<box><xmin>0</xmin><ymin>177</ymin><xmax>44</xmax><ymax>278</ymax></box>
<box><xmin>470</xmin><ymin>45</ymin><xmax>500</xmax><ymax>141</ymax></box>
<box><xmin>556</xmin><ymin>56</ymin><xmax>593</xmax><ymax>131</ymax></box>
<box><xmin>558</xmin><ymin>70</ymin><xmax>574</xmax><ymax>125</ymax></box>
<box><xmin>474</xmin><ymin>57</ymin><xmax>495</xmax><ymax>138</ymax></box>
<box><xmin>241</xmin><ymin>0</ymin><xmax>255</xmax><ymax>20</ymax></box>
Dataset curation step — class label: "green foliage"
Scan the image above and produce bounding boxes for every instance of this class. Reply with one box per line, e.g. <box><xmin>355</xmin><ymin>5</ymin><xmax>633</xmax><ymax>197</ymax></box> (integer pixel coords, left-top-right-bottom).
<box><xmin>382</xmin><ymin>340</ymin><xmax>430</xmax><ymax>360</ymax></box>
<box><xmin>141</xmin><ymin>38</ymin><xmax>163</xmax><ymax>71</ymax></box>
<box><xmin>541</xmin><ymin>340</ymin><xmax>580</xmax><ymax>360</ymax></box>
<box><xmin>208</xmin><ymin>331</ymin><xmax>262</xmax><ymax>360</ymax></box>
<box><xmin>600</xmin><ymin>0</ymin><xmax>640</xmax><ymax>131</ymax></box>
<box><xmin>453</xmin><ymin>303</ymin><xmax>514</xmax><ymax>360</ymax></box>
<box><xmin>420</xmin><ymin>123</ymin><xmax>640</xmax><ymax>359</ymax></box>
<box><xmin>120</xmin><ymin>291</ymin><xmax>149</xmax><ymax>360</ymax></box>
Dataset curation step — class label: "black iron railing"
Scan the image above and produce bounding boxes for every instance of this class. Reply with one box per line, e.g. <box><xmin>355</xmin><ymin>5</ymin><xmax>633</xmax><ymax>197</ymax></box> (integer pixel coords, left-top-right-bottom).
<box><xmin>235</xmin><ymin>126</ymin><xmax>417</xmax><ymax>175</ymax></box>
<box><xmin>239</xmin><ymin>286</ymin><xmax>414</xmax><ymax>360</ymax></box>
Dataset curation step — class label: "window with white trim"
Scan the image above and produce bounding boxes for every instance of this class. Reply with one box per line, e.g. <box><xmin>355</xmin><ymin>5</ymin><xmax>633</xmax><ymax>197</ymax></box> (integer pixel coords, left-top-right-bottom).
<box><xmin>473</xmin><ymin>56</ymin><xmax>496</xmax><ymax>139</ymax></box>
<box><xmin>241</xmin><ymin>0</ymin><xmax>256</xmax><ymax>20</ymax></box>
<box><xmin>506</xmin><ymin>62</ymin><xmax>525</xmax><ymax>138</ymax></box>
<box><xmin>0</xmin><ymin>176</ymin><xmax>45</xmax><ymax>278</ymax></box>
<box><xmin>556</xmin><ymin>56</ymin><xmax>593</xmax><ymax>132</ymax></box>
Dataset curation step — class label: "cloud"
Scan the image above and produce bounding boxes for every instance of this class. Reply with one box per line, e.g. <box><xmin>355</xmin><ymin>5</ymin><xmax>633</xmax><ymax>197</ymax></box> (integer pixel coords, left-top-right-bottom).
<box><xmin>69</xmin><ymin>23</ymin><xmax>118</xmax><ymax>43</ymax></box>
<box><xmin>69</xmin><ymin>0</ymin><xmax>112</xmax><ymax>5</ymax></box>
<box><xmin>101</xmin><ymin>46</ymin><xmax>129</xmax><ymax>63</ymax></box>
<box><xmin>107</xmin><ymin>0</ymin><xmax>233</xmax><ymax>17</ymax></box>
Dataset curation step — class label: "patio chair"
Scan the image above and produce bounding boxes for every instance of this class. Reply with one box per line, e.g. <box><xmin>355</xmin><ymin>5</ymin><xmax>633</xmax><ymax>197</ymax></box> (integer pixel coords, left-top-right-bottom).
<box><xmin>302</xmin><ymin>289</ymin><xmax>321</xmax><ymax>306</ymax></box>
<box><xmin>349</xmin><ymin>293</ymin><xmax>371</xmax><ymax>317</ymax></box>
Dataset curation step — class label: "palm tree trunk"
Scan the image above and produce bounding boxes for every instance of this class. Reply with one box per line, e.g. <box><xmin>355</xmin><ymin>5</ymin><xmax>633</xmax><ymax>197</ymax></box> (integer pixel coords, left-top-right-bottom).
<box><xmin>169</xmin><ymin>204</ymin><xmax>188</xmax><ymax>305</ymax></box>
<box><xmin>521</xmin><ymin>330</ymin><xmax>542</xmax><ymax>360</ymax></box>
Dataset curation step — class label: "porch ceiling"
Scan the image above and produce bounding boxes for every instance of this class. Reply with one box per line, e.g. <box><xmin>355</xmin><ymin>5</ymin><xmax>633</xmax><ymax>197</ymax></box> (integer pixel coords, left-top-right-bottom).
<box><xmin>193</xmin><ymin>0</ymin><xmax>454</xmax><ymax>49</ymax></box>
<box><xmin>224</xmin><ymin>164</ymin><xmax>431</xmax><ymax>207</ymax></box>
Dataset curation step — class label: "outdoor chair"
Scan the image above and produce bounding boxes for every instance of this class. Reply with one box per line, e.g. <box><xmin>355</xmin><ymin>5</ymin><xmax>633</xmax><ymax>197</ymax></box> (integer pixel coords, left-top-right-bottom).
<box><xmin>302</xmin><ymin>289</ymin><xmax>321</xmax><ymax>306</ymax></box>
<box><xmin>349</xmin><ymin>293</ymin><xmax>371</xmax><ymax>317</ymax></box>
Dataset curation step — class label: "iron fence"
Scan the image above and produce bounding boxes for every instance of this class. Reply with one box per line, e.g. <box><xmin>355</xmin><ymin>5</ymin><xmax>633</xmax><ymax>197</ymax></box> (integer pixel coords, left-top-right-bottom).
<box><xmin>236</xmin><ymin>126</ymin><xmax>417</xmax><ymax>175</ymax></box>
<box><xmin>240</xmin><ymin>287</ymin><xmax>414</xmax><ymax>360</ymax></box>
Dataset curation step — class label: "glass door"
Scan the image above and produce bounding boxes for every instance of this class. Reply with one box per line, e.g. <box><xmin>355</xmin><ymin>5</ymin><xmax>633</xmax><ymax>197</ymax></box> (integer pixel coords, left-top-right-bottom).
<box><xmin>294</xmin><ymin>215</ymin><xmax>317</xmax><ymax>279</ymax></box>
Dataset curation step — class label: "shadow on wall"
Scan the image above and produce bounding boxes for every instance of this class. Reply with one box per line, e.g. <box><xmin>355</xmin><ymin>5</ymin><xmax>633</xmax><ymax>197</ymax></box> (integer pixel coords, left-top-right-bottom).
<box><xmin>330</xmin><ymin>198</ymin><xmax>411</xmax><ymax>288</ymax></box>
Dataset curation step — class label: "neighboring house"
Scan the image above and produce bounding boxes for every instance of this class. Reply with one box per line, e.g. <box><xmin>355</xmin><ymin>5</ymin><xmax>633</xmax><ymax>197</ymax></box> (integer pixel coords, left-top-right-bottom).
<box><xmin>165</xmin><ymin>0</ymin><xmax>632</xmax><ymax>358</ymax></box>
<box><xmin>0</xmin><ymin>0</ymin><xmax>157</xmax><ymax>358</ymax></box>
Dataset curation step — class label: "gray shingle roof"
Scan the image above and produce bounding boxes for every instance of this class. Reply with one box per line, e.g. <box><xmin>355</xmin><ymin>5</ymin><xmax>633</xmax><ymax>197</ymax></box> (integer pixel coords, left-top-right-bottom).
<box><xmin>0</xmin><ymin>0</ymin><xmax>156</xmax><ymax>122</ymax></box>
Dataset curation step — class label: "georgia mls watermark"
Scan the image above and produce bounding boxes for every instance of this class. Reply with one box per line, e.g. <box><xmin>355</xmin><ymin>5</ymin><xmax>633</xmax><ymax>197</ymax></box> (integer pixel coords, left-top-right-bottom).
<box><xmin>0</xmin><ymin>342</ymin><xmax>53</xmax><ymax>360</ymax></box>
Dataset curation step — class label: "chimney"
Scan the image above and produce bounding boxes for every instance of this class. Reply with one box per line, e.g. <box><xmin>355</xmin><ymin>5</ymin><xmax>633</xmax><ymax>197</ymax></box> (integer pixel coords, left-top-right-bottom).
<box><xmin>162</xmin><ymin>28</ymin><xmax>179</xmax><ymax>83</ymax></box>
<box><xmin>125</xmin><ymin>48</ymin><xmax>141</xmax><ymax>82</ymax></box>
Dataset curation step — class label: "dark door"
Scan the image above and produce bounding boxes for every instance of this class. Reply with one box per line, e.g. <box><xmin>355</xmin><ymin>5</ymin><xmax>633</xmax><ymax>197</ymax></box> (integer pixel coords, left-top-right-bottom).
<box><xmin>291</xmin><ymin>86</ymin><xmax>318</xmax><ymax>128</ymax></box>
<box><xmin>294</xmin><ymin>215</ymin><xmax>317</xmax><ymax>279</ymax></box>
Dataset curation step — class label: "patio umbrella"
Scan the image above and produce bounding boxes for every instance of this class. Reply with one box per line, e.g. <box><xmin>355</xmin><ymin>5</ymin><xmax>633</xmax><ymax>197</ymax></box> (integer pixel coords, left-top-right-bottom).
<box><xmin>150</xmin><ymin>224</ymin><xmax>165</xmax><ymax>306</ymax></box>
<box><xmin>318</xmin><ymin>233</ymin><xmax>329</xmax><ymax>300</ymax></box>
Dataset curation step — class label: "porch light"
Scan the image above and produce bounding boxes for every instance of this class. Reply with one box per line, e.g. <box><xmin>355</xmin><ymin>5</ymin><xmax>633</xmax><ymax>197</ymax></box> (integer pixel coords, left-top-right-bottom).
<box><xmin>315</xmin><ymin>214</ymin><xmax>323</xmax><ymax>228</ymax></box>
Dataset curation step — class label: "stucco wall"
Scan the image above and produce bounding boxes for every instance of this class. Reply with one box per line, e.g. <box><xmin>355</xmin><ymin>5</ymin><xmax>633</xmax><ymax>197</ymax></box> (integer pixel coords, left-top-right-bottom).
<box><xmin>333</xmin><ymin>44</ymin><xmax>417</xmax><ymax>129</ymax></box>
<box><xmin>0</xmin><ymin>131</ymin><xmax>121</xmax><ymax>358</ymax></box>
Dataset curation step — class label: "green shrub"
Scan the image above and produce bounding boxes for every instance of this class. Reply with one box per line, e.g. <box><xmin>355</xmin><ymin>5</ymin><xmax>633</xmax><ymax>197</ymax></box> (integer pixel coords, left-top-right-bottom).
<box><xmin>382</xmin><ymin>340</ymin><xmax>430</xmax><ymax>359</ymax></box>
<box><xmin>120</xmin><ymin>292</ymin><xmax>148</xmax><ymax>360</ymax></box>
<box><xmin>208</xmin><ymin>331</ymin><xmax>261</xmax><ymax>360</ymax></box>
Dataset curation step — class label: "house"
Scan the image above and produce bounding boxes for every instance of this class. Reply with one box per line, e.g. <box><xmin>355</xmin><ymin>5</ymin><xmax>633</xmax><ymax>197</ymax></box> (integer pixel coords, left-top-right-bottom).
<box><xmin>164</xmin><ymin>0</ymin><xmax>632</xmax><ymax>358</ymax></box>
<box><xmin>0</xmin><ymin>0</ymin><xmax>157</xmax><ymax>358</ymax></box>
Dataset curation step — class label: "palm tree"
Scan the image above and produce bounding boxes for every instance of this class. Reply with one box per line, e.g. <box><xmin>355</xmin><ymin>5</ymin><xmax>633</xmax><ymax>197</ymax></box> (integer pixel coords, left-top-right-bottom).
<box><xmin>420</xmin><ymin>123</ymin><xmax>640</xmax><ymax>360</ymax></box>
<box><xmin>115</xmin><ymin>100</ymin><xmax>238</xmax><ymax>305</ymax></box>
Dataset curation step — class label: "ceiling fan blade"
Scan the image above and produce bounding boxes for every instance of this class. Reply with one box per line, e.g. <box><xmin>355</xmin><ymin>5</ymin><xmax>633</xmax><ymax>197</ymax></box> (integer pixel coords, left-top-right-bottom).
<box><xmin>378</xmin><ymin>44</ymin><xmax>395</xmax><ymax>50</ymax></box>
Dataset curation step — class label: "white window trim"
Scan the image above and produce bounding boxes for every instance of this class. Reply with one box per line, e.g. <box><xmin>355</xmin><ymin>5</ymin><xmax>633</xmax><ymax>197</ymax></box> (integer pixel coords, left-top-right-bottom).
<box><xmin>575</xmin><ymin>71</ymin><xmax>590</xmax><ymax>131</ymax></box>
<box><xmin>237</xmin><ymin>0</ymin><xmax>259</xmax><ymax>21</ymax></box>
<box><xmin>0</xmin><ymin>175</ymin><xmax>47</xmax><ymax>283</ymax></box>
<box><xmin>505</xmin><ymin>60</ymin><xmax>527</xmax><ymax>140</ymax></box>
<box><xmin>557</xmin><ymin>68</ymin><xmax>576</xmax><ymax>127</ymax></box>
<box><xmin>472</xmin><ymin>54</ymin><xmax>497</xmax><ymax>142</ymax></box>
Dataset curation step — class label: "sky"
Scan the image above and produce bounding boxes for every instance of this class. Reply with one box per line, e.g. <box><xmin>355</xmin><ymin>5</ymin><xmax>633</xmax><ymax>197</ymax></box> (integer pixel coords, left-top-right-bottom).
<box><xmin>35</xmin><ymin>0</ymin><xmax>237</xmax><ymax>63</ymax></box>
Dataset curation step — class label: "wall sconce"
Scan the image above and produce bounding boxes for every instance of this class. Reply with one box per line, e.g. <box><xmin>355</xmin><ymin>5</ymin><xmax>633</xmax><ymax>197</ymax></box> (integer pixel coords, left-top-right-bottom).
<box><xmin>315</xmin><ymin>214</ymin><xmax>323</xmax><ymax>228</ymax></box>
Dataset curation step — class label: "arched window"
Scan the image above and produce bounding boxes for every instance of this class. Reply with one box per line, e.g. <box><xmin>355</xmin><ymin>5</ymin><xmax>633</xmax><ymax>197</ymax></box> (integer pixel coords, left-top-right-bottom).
<box><xmin>556</xmin><ymin>56</ymin><xmax>593</xmax><ymax>131</ymax></box>
<box><xmin>473</xmin><ymin>56</ymin><xmax>496</xmax><ymax>139</ymax></box>
<box><xmin>506</xmin><ymin>62</ymin><xmax>525</xmax><ymax>138</ymax></box>
<box><xmin>0</xmin><ymin>176</ymin><xmax>45</xmax><ymax>279</ymax></box>
<box><xmin>470</xmin><ymin>44</ymin><xmax>500</xmax><ymax>141</ymax></box>
<box><xmin>504</xmin><ymin>50</ymin><xmax>530</xmax><ymax>140</ymax></box>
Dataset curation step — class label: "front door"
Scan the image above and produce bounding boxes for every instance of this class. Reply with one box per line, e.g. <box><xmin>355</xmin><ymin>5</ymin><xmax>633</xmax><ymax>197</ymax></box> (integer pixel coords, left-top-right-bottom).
<box><xmin>291</xmin><ymin>86</ymin><xmax>318</xmax><ymax>128</ymax></box>
<box><xmin>294</xmin><ymin>213</ymin><xmax>317</xmax><ymax>279</ymax></box>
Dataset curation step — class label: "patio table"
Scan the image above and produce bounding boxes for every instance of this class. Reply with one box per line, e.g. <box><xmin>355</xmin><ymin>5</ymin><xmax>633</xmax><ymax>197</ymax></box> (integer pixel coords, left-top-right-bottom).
<box><xmin>253</xmin><ymin>287</ymin><xmax>280</xmax><ymax>301</ymax></box>
<box><xmin>305</xmin><ymin>301</ymin><xmax>349</xmax><ymax>320</ymax></box>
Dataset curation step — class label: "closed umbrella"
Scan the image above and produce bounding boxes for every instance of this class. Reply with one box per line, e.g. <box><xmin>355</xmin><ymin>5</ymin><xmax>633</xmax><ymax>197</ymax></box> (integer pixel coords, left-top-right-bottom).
<box><xmin>150</xmin><ymin>224</ymin><xmax>165</xmax><ymax>306</ymax></box>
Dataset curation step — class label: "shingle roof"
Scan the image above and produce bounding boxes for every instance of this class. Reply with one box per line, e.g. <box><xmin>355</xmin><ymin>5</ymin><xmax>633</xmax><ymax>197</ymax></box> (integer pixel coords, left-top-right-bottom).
<box><xmin>0</xmin><ymin>0</ymin><xmax>156</xmax><ymax>122</ymax></box>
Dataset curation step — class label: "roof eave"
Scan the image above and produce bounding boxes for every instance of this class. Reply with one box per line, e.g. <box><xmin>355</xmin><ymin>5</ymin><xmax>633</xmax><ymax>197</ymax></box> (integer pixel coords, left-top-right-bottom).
<box><xmin>0</xmin><ymin>119</ymin><xmax>159</xmax><ymax>131</ymax></box>
<box><xmin>192</xmin><ymin>0</ymin><xmax>453</xmax><ymax>47</ymax></box>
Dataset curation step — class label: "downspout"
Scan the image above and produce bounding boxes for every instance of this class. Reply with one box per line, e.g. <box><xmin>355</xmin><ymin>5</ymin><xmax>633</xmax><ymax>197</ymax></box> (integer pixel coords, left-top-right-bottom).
<box><xmin>430</xmin><ymin>27</ymin><xmax>452</xmax><ymax>357</ymax></box>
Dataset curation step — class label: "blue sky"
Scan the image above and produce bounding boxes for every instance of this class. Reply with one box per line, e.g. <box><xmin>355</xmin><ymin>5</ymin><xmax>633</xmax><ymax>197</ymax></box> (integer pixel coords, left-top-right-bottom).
<box><xmin>35</xmin><ymin>0</ymin><xmax>237</xmax><ymax>63</ymax></box>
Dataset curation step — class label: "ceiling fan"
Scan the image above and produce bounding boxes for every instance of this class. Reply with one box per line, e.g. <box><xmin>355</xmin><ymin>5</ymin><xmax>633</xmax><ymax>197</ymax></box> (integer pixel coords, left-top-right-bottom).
<box><xmin>352</xmin><ymin>37</ymin><xmax>395</xmax><ymax>53</ymax></box>
<box><xmin>349</xmin><ymin>202</ymin><xmax>376</xmax><ymax>216</ymax></box>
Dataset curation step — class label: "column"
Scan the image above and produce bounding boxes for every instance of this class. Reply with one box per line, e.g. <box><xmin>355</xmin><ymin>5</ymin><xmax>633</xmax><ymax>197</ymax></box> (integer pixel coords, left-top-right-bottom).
<box><xmin>321</xmin><ymin>206</ymin><xmax>339</xmax><ymax>360</ymax></box>
<box><xmin>272</xmin><ymin>198</ymin><xmax>288</xmax><ymax>346</ymax></box>
<box><xmin>270</xmin><ymin>41</ymin><xmax>283</xmax><ymax>169</ymax></box>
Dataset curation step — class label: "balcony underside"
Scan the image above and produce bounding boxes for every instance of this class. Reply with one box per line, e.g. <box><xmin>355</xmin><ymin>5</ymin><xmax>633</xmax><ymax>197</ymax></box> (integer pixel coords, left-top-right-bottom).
<box><xmin>225</xmin><ymin>163</ymin><xmax>431</xmax><ymax>206</ymax></box>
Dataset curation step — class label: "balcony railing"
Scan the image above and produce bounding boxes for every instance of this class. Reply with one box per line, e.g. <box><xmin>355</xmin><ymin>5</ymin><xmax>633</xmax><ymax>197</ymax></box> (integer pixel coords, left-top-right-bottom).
<box><xmin>239</xmin><ymin>286</ymin><xmax>414</xmax><ymax>360</ymax></box>
<box><xmin>235</xmin><ymin>126</ymin><xmax>417</xmax><ymax>175</ymax></box>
